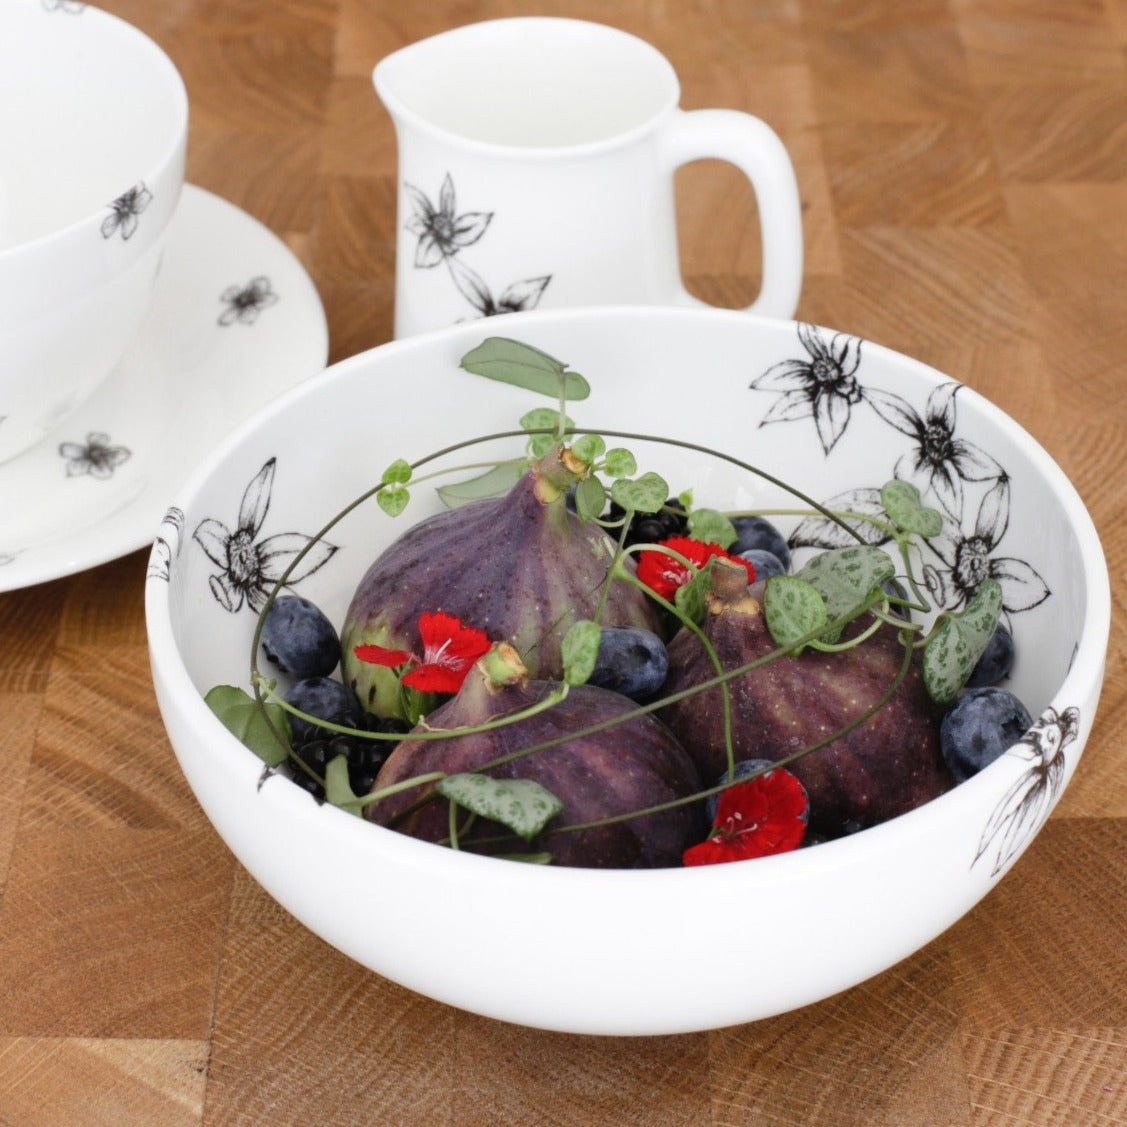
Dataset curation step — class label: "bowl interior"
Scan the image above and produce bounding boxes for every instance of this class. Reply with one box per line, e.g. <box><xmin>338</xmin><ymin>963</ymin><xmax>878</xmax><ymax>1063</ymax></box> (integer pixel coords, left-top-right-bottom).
<box><xmin>148</xmin><ymin>307</ymin><xmax>1108</xmax><ymax>1032</ymax></box>
<box><xmin>0</xmin><ymin>1</ymin><xmax>186</xmax><ymax>249</ymax></box>
<box><xmin>165</xmin><ymin>311</ymin><xmax>1097</xmax><ymax>722</ymax></box>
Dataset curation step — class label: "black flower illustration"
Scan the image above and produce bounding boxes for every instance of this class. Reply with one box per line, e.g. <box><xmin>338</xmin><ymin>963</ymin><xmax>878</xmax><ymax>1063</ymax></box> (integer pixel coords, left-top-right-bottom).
<box><xmin>923</xmin><ymin>476</ymin><xmax>1050</xmax><ymax>617</ymax></box>
<box><xmin>101</xmin><ymin>182</ymin><xmax>152</xmax><ymax>241</ymax></box>
<box><xmin>405</xmin><ymin>174</ymin><xmax>492</xmax><ymax>267</ymax></box>
<box><xmin>192</xmin><ymin>458</ymin><xmax>337</xmax><ymax>613</ymax></box>
<box><xmin>864</xmin><ymin>383</ymin><xmax>1004</xmax><ymax>517</ymax></box>
<box><xmin>219</xmin><ymin>276</ymin><xmax>279</xmax><ymax>326</ymax></box>
<box><xmin>59</xmin><ymin>432</ymin><xmax>131</xmax><ymax>479</ymax></box>
<box><xmin>447</xmin><ymin>258</ymin><xmax>551</xmax><ymax>319</ymax></box>
<box><xmin>751</xmin><ymin>323</ymin><xmax>863</xmax><ymax>454</ymax></box>
<box><xmin>975</xmin><ymin>705</ymin><xmax>1079</xmax><ymax>877</ymax></box>
<box><xmin>147</xmin><ymin>507</ymin><xmax>185</xmax><ymax>582</ymax></box>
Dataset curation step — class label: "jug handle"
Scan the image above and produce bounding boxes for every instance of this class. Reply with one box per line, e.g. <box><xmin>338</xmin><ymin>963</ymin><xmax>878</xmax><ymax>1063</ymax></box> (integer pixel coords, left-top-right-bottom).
<box><xmin>661</xmin><ymin>108</ymin><xmax>804</xmax><ymax>321</ymax></box>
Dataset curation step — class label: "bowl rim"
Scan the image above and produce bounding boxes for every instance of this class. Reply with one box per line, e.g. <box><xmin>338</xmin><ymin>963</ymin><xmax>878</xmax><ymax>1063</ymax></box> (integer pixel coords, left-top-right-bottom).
<box><xmin>145</xmin><ymin>303</ymin><xmax>1112</xmax><ymax>892</ymax></box>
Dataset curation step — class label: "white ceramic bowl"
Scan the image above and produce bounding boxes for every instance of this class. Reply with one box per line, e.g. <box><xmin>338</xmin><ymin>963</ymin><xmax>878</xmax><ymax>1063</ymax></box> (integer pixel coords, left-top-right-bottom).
<box><xmin>0</xmin><ymin>0</ymin><xmax>187</xmax><ymax>463</ymax></box>
<box><xmin>145</xmin><ymin>307</ymin><xmax>1109</xmax><ymax>1035</ymax></box>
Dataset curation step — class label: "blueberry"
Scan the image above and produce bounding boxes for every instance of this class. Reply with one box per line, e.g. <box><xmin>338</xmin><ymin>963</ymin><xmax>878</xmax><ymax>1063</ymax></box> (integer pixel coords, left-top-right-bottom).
<box><xmin>967</xmin><ymin>624</ymin><xmax>1016</xmax><ymax>687</ymax></box>
<box><xmin>729</xmin><ymin>516</ymin><xmax>791</xmax><ymax>571</ymax></box>
<box><xmin>738</xmin><ymin>548</ymin><xmax>786</xmax><ymax>580</ymax></box>
<box><xmin>940</xmin><ymin>687</ymin><xmax>1032</xmax><ymax>783</ymax></box>
<box><xmin>284</xmin><ymin>676</ymin><xmax>364</xmax><ymax>747</ymax></box>
<box><xmin>881</xmin><ymin>578</ymin><xmax>913</xmax><ymax>621</ymax></box>
<box><xmin>588</xmin><ymin>626</ymin><xmax>669</xmax><ymax>701</ymax></box>
<box><xmin>706</xmin><ymin>758</ymin><xmax>775</xmax><ymax>823</ymax></box>
<box><xmin>261</xmin><ymin>595</ymin><xmax>341</xmax><ymax>678</ymax></box>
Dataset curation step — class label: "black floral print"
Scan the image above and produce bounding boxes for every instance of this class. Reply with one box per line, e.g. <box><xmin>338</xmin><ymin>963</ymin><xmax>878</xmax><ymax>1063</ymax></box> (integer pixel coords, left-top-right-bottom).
<box><xmin>751</xmin><ymin>323</ymin><xmax>863</xmax><ymax>454</ymax></box>
<box><xmin>405</xmin><ymin>172</ymin><xmax>551</xmax><ymax>322</ymax></box>
<box><xmin>192</xmin><ymin>458</ymin><xmax>337</xmax><ymax>613</ymax></box>
<box><xmin>147</xmin><ymin>507</ymin><xmax>185</xmax><ymax>582</ymax></box>
<box><xmin>59</xmin><ymin>432</ymin><xmax>131</xmax><ymax>479</ymax></box>
<box><xmin>447</xmin><ymin>258</ymin><xmax>551</xmax><ymax>319</ymax></box>
<box><xmin>406</xmin><ymin>174</ymin><xmax>492</xmax><ymax>267</ymax></box>
<box><xmin>974</xmin><ymin>705</ymin><xmax>1078</xmax><ymax>876</ymax></box>
<box><xmin>922</xmin><ymin>476</ymin><xmax>1050</xmax><ymax>620</ymax></box>
<box><xmin>101</xmin><ymin>183</ymin><xmax>152</xmax><ymax>241</ymax></box>
<box><xmin>219</xmin><ymin>276</ymin><xmax>279</xmax><ymax>326</ymax></box>
<box><xmin>864</xmin><ymin>383</ymin><xmax>1003</xmax><ymax>518</ymax></box>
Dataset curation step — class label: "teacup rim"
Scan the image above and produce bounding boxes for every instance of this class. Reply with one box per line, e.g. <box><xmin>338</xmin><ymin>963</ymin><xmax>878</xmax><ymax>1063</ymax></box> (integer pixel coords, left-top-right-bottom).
<box><xmin>0</xmin><ymin>0</ymin><xmax>189</xmax><ymax>265</ymax></box>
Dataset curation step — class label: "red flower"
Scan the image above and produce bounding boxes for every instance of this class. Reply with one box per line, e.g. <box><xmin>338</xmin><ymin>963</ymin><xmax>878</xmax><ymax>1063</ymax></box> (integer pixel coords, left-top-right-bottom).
<box><xmin>636</xmin><ymin>535</ymin><xmax>755</xmax><ymax>602</ymax></box>
<box><xmin>683</xmin><ymin>767</ymin><xmax>808</xmax><ymax>866</ymax></box>
<box><xmin>353</xmin><ymin>611</ymin><xmax>491</xmax><ymax>695</ymax></box>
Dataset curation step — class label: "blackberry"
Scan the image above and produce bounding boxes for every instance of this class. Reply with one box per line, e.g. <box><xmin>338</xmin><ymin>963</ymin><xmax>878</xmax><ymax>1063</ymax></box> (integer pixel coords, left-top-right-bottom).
<box><xmin>603</xmin><ymin>497</ymin><xmax>688</xmax><ymax>548</ymax></box>
<box><xmin>284</xmin><ymin>676</ymin><xmax>364</xmax><ymax>747</ymax></box>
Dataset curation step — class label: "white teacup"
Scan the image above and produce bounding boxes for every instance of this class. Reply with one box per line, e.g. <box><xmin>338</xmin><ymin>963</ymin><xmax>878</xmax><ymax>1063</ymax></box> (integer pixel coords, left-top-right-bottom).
<box><xmin>0</xmin><ymin>0</ymin><xmax>188</xmax><ymax>465</ymax></box>
<box><xmin>374</xmin><ymin>17</ymin><xmax>803</xmax><ymax>339</ymax></box>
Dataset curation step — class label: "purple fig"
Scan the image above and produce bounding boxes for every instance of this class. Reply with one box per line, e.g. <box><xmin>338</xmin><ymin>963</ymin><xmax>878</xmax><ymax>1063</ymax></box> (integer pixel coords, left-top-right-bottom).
<box><xmin>341</xmin><ymin>447</ymin><xmax>659</xmax><ymax>718</ymax></box>
<box><xmin>368</xmin><ymin>644</ymin><xmax>705</xmax><ymax>869</ymax></box>
<box><xmin>659</xmin><ymin>560</ymin><xmax>953</xmax><ymax>838</ymax></box>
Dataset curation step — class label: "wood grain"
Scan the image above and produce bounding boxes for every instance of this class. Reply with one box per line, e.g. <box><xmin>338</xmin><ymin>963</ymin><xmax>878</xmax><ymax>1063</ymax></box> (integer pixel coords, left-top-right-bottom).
<box><xmin>1</xmin><ymin>1</ymin><xmax>1125</xmax><ymax>1123</ymax></box>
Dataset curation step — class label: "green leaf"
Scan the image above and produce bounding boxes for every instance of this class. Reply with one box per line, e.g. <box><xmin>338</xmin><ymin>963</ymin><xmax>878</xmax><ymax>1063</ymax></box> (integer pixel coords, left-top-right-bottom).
<box><xmin>880</xmin><ymin>479</ymin><xmax>943</xmax><ymax>538</ymax></box>
<box><xmin>573</xmin><ymin>474</ymin><xmax>607</xmax><ymax>522</ymax></box>
<box><xmin>922</xmin><ymin>579</ymin><xmax>1004</xmax><ymax>705</ymax></box>
<box><xmin>798</xmin><ymin>545</ymin><xmax>895</xmax><ymax>641</ymax></box>
<box><xmin>527</xmin><ymin>433</ymin><xmax>556</xmax><ymax>458</ymax></box>
<box><xmin>380</xmin><ymin>458</ymin><xmax>412</xmax><ymax>486</ymax></box>
<box><xmin>561</xmin><ymin>619</ymin><xmax>601</xmax><ymax>685</ymax></box>
<box><xmin>377</xmin><ymin>486</ymin><xmax>410</xmax><ymax>517</ymax></box>
<box><xmin>686</xmin><ymin>507</ymin><xmax>737</xmax><ymax>550</ymax></box>
<box><xmin>602</xmin><ymin>448</ymin><xmax>637</xmax><ymax>478</ymax></box>
<box><xmin>570</xmin><ymin>433</ymin><xmax>605</xmax><ymax>464</ymax></box>
<box><xmin>324</xmin><ymin>754</ymin><xmax>364</xmax><ymax>814</ymax></box>
<box><xmin>437</xmin><ymin>461</ymin><xmax>524</xmax><ymax>508</ymax></box>
<box><xmin>459</xmin><ymin>337</ymin><xmax>590</xmax><ymax>400</ymax></box>
<box><xmin>491</xmin><ymin>852</ymin><xmax>554</xmax><ymax>865</ymax></box>
<box><xmin>520</xmin><ymin>407</ymin><xmax>568</xmax><ymax>434</ymax></box>
<box><xmin>610</xmin><ymin>471</ymin><xmax>669</xmax><ymax>514</ymax></box>
<box><xmin>204</xmin><ymin>685</ymin><xmax>290</xmax><ymax>767</ymax></box>
<box><xmin>674</xmin><ymin>558</ymin><xmax>713</xmax><ymax>624</ymax></box>
<box><xmin>763</xmin><ymin>575</ymin><xmax>829</xmax><ymax>654</ymax></box>
<box><xmin>436</xmin><ymin>773</ymin><xmax>565</xmax><ymax>843</ymax></box>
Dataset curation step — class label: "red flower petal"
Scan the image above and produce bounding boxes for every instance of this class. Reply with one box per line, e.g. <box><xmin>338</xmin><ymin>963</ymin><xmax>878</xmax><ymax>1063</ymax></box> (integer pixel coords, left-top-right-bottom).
<box><xmin>682</xmin><ymin>837</ymin><xmax>735</xmax><ymax>867</ymax></box>
<box><xmin>403</xmin><ymin>611</ymin><xmax>492</xmax><ymax>695</ymax></box>
<box><xmin>636</xmin><ymin>535</ymin><xmax>755</xmax><ymax>602</ymax></box>
<box><xmin>417</xmin><ymin>611</ymin><xmax>491</xmax><ymax>666</ymax></box>
<box><xmin>401</xmin><ymin>662</ymin><xmax>471</xmax><ymax>694</ymax></box>
<box><xmin>353</xmin><ymin>643</ymin><xmax>413</xmax><ymax>668</ymax></box>
<box><xmin>682</xmin><ymin>768</ymin><xmax>808</xmax><ymax>866</ymax></box>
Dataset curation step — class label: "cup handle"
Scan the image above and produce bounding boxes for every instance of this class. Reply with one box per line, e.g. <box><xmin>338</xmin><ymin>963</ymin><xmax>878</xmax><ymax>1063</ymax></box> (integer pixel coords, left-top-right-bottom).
<box><xmin>661</xmin><ymin>108</ymin><xmax>803</xmax><ymax>320</ymax></box>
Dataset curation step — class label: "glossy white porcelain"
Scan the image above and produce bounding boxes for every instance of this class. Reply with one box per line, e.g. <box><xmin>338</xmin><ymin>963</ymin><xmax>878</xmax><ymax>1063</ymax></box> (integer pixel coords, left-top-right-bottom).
<box><xmin>375</xmin><ymin>18</ymin><xmax>803</xmax><ymax>337</ymax></box>
<box><xmin>146</xmin><ymin>307</ymin><xmax>1108</xmax><ymax>1035</ymax></box>
<box><xmin>0</xmin><ymin>185</ymin><xmax>327</xmax><ymax>591</ymax></box>
<box><xmin>0</xmin><ymin>0</ymin><xmax>187</xmax><ymax>462</ymax></box>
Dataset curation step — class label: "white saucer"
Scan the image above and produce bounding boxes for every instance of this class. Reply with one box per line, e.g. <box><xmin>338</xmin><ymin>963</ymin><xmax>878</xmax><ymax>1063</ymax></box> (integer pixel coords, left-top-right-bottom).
<box><xmin>0</xmin><ymin>184</ymin><xmax>329</xmax><ymax>592</ymax></box>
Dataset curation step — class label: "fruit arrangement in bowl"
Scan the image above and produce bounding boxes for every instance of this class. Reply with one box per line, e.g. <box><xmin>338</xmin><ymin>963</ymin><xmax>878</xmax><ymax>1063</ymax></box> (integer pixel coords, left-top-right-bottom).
<box><xmin>145</xmin><ymin>306</ymin><xmax>1108</xmax><ymax>1035</ymax></box>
